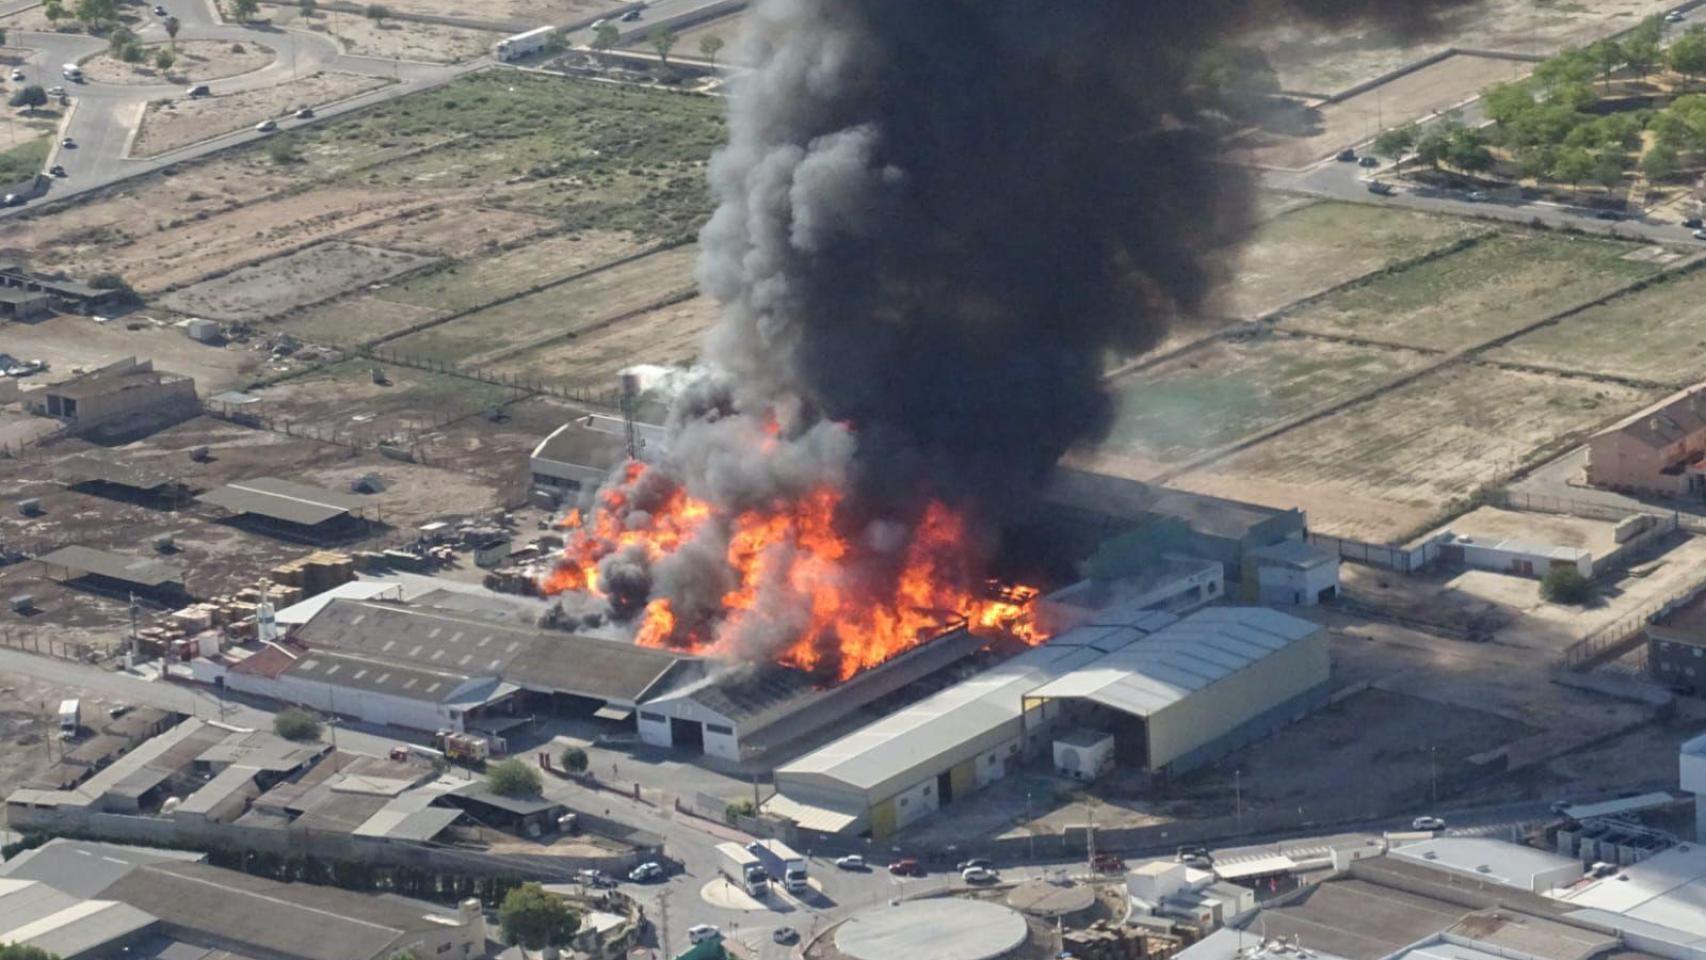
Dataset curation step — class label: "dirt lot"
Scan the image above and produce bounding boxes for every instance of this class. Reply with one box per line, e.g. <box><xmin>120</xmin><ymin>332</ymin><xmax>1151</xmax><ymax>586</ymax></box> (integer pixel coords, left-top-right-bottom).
<box><xmin>295</xmin><ymin>0</ymin><xmax>623</xmax><ymax>27</ymax></box>
<box><xmin>265</xmin><ymin>6</ymin><xmax>499</xmax><ymax>63</ymax></box>
<box><xmin>1166</xmin><ymin>364</ymin><xmax>1659</xmax><ymax>541</ymax></box>
<box><xmin>159</xmin><ymin>241</ymin><xmax>440</xmax><ymax>322</ymax></box>
<box><xmin>1487</xmin><ymin>268</ymin><xmax>1706</xmax><ymax>385</ymax></box>
<box><xmin>79</xmin><ymin>39</ymin><xmax>274</xmax><ymax>85</ymax></box>
<box><xmin>1213</xmin><ymin>201</ymin><xmax>1481</xmax><ymax>319</ymax></box>
<box><xmin>385</xmin><ymin>243</ymin><xmax>701</xmax><ymax>366</ymax></box>
<box><xmin>0</xmin><ymin>672</ymin><xmax>142</xmax><ymax>796</ymax></box>
<box><xmin>135</xmin><ymin>71</ymin><xmax>390</xmax><ymax>157</ymax></box>
<box><xmin>1255</xmin><ymin>0</ymin><xmax>1676</xmax><ymax>95</ymax></box>
<box><xmin>0</xmin><ymin>312</ymin><xmax>266</xmax><ymax>393</ymax></box>
<box><xmin>485</xmin><ymin>291</ymin><xmax>717</xmax><ymax>387</ymax></box>
<box><xmin>1241</xmin><ymin>54</ymin><xmax>1528</xmax><ymax>169</ymax></box>
<box><xmin>1078</xmin><ymin>333</ymin><xmax>1433</xmax><ymax>480</ymax></box>
<box><xmin>675</xmin><ymin>13</ymin><xmax>750</xmax><ymax>63</ymax></box>
<box><xmin>1279</xmin><ymin>231</ymin><xmax>1666</xmax><ymax>351</ymax></box>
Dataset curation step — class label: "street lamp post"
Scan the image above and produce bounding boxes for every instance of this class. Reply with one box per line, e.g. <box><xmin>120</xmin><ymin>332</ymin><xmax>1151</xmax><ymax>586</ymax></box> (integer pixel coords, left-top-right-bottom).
<box><xmin>1235</xmin><ymin>769</ymin><xmax>1243</xmax><ymax>828</ymax></box>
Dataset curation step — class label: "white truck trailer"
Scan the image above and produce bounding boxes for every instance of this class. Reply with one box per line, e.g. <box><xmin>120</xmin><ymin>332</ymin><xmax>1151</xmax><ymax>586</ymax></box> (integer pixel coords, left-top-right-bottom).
<box><xmin>493</xmin><ymin>26</ymin><xmax>556</xmax><ymax>62</ymax></box>
<box><xmin>57</xmin><ymin>699</ymin><xmax>81</xmax><ymax>739</ymax></box>
<box><xmin>716</xmin><ymin>842</ymin><xmax>770</xmax><ymax>897</ymax></box>
<box><xmin>747</xmin><ymin>840</ymin><xmax>809</xmax><ymax>893</ymax></box>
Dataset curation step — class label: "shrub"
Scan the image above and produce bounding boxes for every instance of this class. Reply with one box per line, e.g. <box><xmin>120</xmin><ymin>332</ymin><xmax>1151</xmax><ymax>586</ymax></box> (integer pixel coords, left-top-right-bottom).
<box><xmin>558</xmin><ymin>746</ymin><xmax>587</xmax><ymax>773</ymax></box>
<box><xmin>1541</xmin><ymin>565</ymin><xmax>1592</xmax><ymax>605</ymax></box>
<box><xmin>486</xmin><ymin>758</ymin><xmax>542</xmax><ymax>798</ymax></box>
<box><xmin>272</xmin><ymin>707</ymin><xmax>323</xmax><ymax>741</ymax></box>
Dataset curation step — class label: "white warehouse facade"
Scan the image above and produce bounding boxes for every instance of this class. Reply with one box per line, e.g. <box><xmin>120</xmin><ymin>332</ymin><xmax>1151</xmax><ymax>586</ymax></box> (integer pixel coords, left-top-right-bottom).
<box><xmin>768</xmin><ymin>604</ymin><xmax>1331</xmax><ymax>839</ymax></box>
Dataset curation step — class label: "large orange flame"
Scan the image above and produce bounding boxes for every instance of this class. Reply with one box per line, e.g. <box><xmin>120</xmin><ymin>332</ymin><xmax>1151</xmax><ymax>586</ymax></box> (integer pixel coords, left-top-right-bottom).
<box><xmin>540</xmin><ymin>459</ymin><xmax>1043</xmax><ymax>681</ymax></box>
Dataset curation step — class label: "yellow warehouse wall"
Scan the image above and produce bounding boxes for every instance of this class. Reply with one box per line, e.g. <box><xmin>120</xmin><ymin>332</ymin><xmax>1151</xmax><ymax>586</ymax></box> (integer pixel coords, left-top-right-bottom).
<box><xmin>1145</xmin><ymin>627</ymin><xmax>1330</xmax><ymax>770</ymax></box>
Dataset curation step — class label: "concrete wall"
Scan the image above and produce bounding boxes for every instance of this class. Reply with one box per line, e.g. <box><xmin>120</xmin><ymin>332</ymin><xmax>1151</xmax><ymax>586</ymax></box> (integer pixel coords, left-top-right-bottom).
<box><xmin>224</xmin><ymin>669</ymin><xmax>463</xmax><ymax>733</ymax></box>
<box><xmin>1145</xmin><ymin>628</ymin><xmax>1332</xmax><ymax>772</ymax></box>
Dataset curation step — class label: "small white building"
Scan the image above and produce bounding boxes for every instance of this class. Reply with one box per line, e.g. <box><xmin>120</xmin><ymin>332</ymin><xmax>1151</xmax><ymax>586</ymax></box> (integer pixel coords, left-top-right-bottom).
<box><xmin>1389</xmin><ymin>836</ymin><xmax>1583</xmax><ymax>893</ymax></box>
<box><xmin>1127</xmin><ymin>860</ymin><xmax>1256</xmax><ymax>930</ymax></box>
<box><xmin>1248</xmin><ymin>540</ymin><xmax>1340</xmax><ymax>607</ymax></box>
<box><xmin>1436</xmin><ymin>531</ymin><xmax>1592</xmax><ymax>580</ymax></box>
<box><xmin>1052</xmin><ymin>728</ymin><xmax>1114</xmax><ymax>781</ymax></box>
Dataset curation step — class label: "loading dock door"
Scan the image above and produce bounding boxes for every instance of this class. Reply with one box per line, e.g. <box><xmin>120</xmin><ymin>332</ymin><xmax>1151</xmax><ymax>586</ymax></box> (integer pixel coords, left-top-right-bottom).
<box><xmin>669</xmin><ymin>717</ymin><xmax>704</xmax><ymax>753</ymax></box>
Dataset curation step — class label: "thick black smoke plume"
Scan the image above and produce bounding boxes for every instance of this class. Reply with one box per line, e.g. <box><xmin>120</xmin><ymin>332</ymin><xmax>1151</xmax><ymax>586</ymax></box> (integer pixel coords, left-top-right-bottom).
<box><xmin>697</xmin><ymin>0</ymin><xmax>1475</xmax><ymax>516</ymax></box>
<box><xmin>554</xmin><ymin>0</ymin><xmax>1474</xmax><ymax>671</ymax></box>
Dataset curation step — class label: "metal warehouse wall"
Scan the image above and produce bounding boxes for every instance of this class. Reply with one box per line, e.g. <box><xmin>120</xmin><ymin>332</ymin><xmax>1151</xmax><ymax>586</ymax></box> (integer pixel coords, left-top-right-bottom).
<box><xmin>1144</xmin><ymin>627</ymin><xmax>1331</xmax><ymax>771</ymax></box>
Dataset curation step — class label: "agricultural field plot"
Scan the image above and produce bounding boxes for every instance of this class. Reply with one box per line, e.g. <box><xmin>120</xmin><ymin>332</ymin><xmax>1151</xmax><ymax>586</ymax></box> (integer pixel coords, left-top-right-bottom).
<box><xmin>260</xmin><ymin>358</ymin><xmax>525</xmax><ymax>441</ymax></box>
<box><xmin>1166</xmin><ymin>363</ymin><xmax>1659</xmax><ymax>542</ymax></box>
<box><xmin>384</xmin><ymin>244</ymin><xmax>702</xmax><ymax>366</ymax></box>
<box><xmin>80</xmin><ymin>39</ymin><xmax>274</xmax><ymax>85</ymax></box>
<box><xmin>135</xmin><ymin>71</ymin><xmax>391</xmax><ymax>157</ymax></box>
<box><xmin>1215</xmin><ymin>201</ymin><xmax>1480</xmax><ymax>320</ymax></box>
<box><xmin>1079</xmin><ymin>333</ymin><xmax>1434</xmax><ymax>481</ymax></box>
<box><xmin>317</xmin><ymin>72</ymin><xmax>724</xmax><ymax>239</ymax></box>
<box><xmin>1485</xmin><ymin>269</ymin><xmax>1706</xmax><ymax>385</ymax></box>
<box><xmin>485</xmin><ymin>293</ymin><xmax>719</xmax><ymax>388</ymax></box>
<box><xmin>1254</xmin><ymin>0</ymin><xmax>1673</xmax><ymax>95</ymax></box>
<box><xmin>1240</xmin><ymin>54</ymin><xmax>1526</xmax><ymax>169</ymax></box>
<box><xmin>159</xmin><ymin>242</ymin><xmax>441</xmax><ymax>322</ymax></box>
<box><xmin>1278</xmin><ymin>232</ymin><xmax>1664</xmax><ymax>352</ymax></box>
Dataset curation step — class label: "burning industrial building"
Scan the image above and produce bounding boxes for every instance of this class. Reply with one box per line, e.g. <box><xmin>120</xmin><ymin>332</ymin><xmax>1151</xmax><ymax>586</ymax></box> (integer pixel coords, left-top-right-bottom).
<box><xmin>542</xmin><ymin>0</ymin><xmax>1473</xmax><ymax>682</ymax></box>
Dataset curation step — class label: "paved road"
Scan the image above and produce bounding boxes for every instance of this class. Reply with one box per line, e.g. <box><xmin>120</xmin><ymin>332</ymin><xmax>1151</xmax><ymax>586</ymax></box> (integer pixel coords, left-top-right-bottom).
<box><xmin>0</xmin><ymin>0</ymin><xmax>479</xmax><ymax>214</ymax></box>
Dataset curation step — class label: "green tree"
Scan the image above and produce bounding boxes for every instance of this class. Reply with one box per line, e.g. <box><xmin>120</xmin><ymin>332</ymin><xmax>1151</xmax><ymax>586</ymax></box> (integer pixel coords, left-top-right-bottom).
<box><xmin>650</xmin><ymin>26</ymin><xmax>676</xmax><ymax>65</ymax></box>
<box><xmin>1541</xmin><ymin>565</ymin><xmax>1592</xmax><ymax>604</ymax></box>
<box><xmin>1533</xmin><ymin>46</ymin><xmax>1596</xmax><ymax>92</ymax></box>
<box><xmin>0</xmin><ymin>944</ymin><xmax>60</xmax><ymax>960</ymax></box>
<box><xmin>1642</xmin><ymin>141</ymin><xmax>1679</xmax><ymax>179</ymax></box>
<box><xmin>1670</xmin><ymin>29</ymin><xmax>1706</xmax><ymax>83</ymax></box>
<box><xmin>272</xmin><ymin>707</ymin><xmax>323</xmax><ymax>742</ymax></box>
<box><xmin>590</xmin><ymin>21</ymin><xmax>618</xmax><ymax>50</ymax></box>
<box><xmin>73</xmin><ymin>0</ymin><xmax>115</xmax><ymax>26</ymax></box>
<box><xmin>267</xmin><ymin>135</ymin><xmax>300</xmax><ymax>164</ymax></box>
<box><xmin>1514</xmin><ymin>145</ymin><xmax>1553</xmax><ymax>181</ymax></box>
<box><xmin>1591</xmin><ymin>150</ymin><xmax>1624</xmax><ymax>191</ymax></box>
<box><xmin>498</xmin><ymin>883</ymin><xmax>579</xmax><ymax>950</ymax></box>
<box><xmin>486</xmin><ymin>758</ymin><xmax>542</xmax><ymax>797</ymax></box>
<box><xmin>1626</xmin><ymin>18</ymin><xmax>1663</xmax><ymax>78</ymax></box>
<box><xmin>698</xmin><ymin>33</ymin><xmax>723</xmax><ymax>65</ymax></box>
<box><xmin>299</xmin><ymin>0</ymin><xmax>316</xmax><ymax>15</ymax></box>
<box><xmin>1415</xmin><ymin>130</ymin><xmax>1450</xmax><ymax>170</ymax></box>
<box><xmin>41</xmin><ymin>0</ymin><xmax>64</xmax><ymax>24</ymax></box>
<box><xmin>559</xmin><ymin>746</ymin><xmax>588</xmax><ymax>773</ymax></box>
<box><xmin>230</xmin><ymin>0</ymin><xmax>259</xmax><ymax>20</ymax></box>
<box><xmin>1372</xmin><ymin>125</ymin><xmax>1414</xmax><ymax>163</ymax></box>
<box><xmin>365</xmin><ymin>2</ymin><xmax>387</xmax><ymax>24</ymax></box>
<box><xmin>1482</xmin><ymin>81</ymin><xmax>1536</xmax><ymax>128</ymax></box>
<box><xmin>154</xmin><ymin>47</ymin><xmax>175</xmax><ymax>71</ymax></box>
<box><xmin>1445</xmin><ymin>126</ymin><xmax>1493</xmax><ymax>172</ymax></box>
<box><xmin>1587</xmin><ymin>38</ymin><xmax>1623</xmax><ymax>91</ymax></box>
<box><xmin>164</xmin><ymin>14</ymin><xmax>180</xmax><ymax>47</ymax></box>
<box><xmin>8</xmin><ymin>84</ymin><xmax>47</xmax><ymax>113</ymax></box>
<box><xmin>1552</xmin><ymin>145</ymin><xmax>1595</xmax><ymax>194</ymax></box>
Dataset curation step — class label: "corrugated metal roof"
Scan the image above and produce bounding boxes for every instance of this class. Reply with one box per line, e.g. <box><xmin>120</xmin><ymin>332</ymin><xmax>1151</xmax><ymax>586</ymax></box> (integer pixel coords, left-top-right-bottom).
<box><xmin>762</xmin><ymin>792</ymin><xmax>862</xmax><ymax>833</ymax></box>
<box><xmin>39</xmin><ymin>545</ymin><xmax>186</xmax><ymax>588</ymax></box>
<box><xmin>57</xmin><ymin>453</ymin><xmax>179</xmax><ymax>492</ymax></box>
<box><xmin>2</xmin><ymin>892</ymin><xmax>156</xmax><ymax>958</ymax></box>
<box><xmin>199</xmin><ymin>477</ymin><xmax>368</xmax><ymax>526</ymax></box>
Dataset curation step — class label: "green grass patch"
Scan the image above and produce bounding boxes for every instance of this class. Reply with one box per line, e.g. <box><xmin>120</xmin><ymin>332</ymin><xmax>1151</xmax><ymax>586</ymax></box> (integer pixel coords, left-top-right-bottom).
<box><xmin>293</xmin><ymin>71</ymin><xmax>725</xmax><ymax>241</ymax></box>
<box><xmin>1279</xmin><ymin>231</ymin><xmax>1663</xmax><ymax>351</ymax></box>
<box><xmin>0</xmin><ymin>133</ymin><xmax>50</xmax><ymax>182</ymax></box>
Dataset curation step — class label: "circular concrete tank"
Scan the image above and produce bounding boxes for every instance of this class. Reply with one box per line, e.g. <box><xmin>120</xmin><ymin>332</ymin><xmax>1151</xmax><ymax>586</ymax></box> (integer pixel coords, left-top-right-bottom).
<box><xmin>1006</xmin><ymin>878</ymin><xmax>1097</xmax><ymax>919</ymax></box>
<box><xmin>834</xmin><ymin>898</ymin><xmax>1028</xmax><ymax>960</ymax></box>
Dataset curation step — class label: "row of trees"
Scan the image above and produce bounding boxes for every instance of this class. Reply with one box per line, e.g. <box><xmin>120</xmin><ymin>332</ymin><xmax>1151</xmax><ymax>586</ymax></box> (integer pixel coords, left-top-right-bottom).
<box><xmin>588</xmin><ymin>22</ymin><xmax>728</xmax><ymax>67</ymax></box>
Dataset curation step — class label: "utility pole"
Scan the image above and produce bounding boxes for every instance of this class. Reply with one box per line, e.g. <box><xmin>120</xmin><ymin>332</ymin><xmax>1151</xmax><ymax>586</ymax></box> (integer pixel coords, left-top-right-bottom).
<box><xmin>656</xmin><ymin>887</ymin><xmax>671</xmax><ymax>958</ymax></box>
<box><xmin>1085</xmin><ymin>795</ymin><xmax>1097</xmax><ymax>877</ymax></box>
<box><xmin>1430</xmin><ymin>746</ymin><xmax>1438</xmax><ymax>807</ymax></box>
<box><xmin>1235</xmin><ymin>769</ymin><xmax>1243</xmax><ymax>828</ymax></box>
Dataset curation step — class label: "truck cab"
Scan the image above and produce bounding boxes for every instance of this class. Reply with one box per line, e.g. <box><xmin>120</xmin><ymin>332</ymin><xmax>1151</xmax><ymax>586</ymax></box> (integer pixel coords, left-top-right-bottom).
<box><xmin>57</xmin><ymin>699</ymin><xmax>80</xmax><ymax>739</ymax></box>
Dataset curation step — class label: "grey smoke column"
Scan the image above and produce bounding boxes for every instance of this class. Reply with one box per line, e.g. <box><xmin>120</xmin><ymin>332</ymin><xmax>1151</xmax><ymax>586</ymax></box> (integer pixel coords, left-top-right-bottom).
<box><xmin>695</xmin><ymin>0</ymin><xmax>1474</xmax><ymax>515</ymax></box>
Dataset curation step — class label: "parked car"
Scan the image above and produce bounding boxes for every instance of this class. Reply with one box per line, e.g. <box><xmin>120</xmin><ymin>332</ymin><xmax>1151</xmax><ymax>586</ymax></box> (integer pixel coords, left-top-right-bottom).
<box><xmin>255</xmin><ymin>120</ymin><xmax>277</xmax><ymax>133</ymax></box>
<box><xmin>687</xmin><ymin>924</ymin><xmax>721</xmax><ymax>945</ymax></box>
<box><xmin>835</xmin><ymin>854</ymin><xmax>867</xmax><ymax>871</ymax></box>
<box><xmin>2</xmin><ymin>194</ymin><xmax>23</xmax><ymax>207</ymax></box>
<box><xmin>1686</xmin><ymin>218</ymin><xmax>1704</xmax><ymax>229</ymax></box>
<box><xmin>956</xmin><ymin>858</ymin><xmax>994</xmax><ymax>871</ymax></box>
<box><xmin>1466</xmin><ymin>191</ymin><xmax>1489</xmax><ymax>202</ymax></box>
<box><xmin>628</xmin><ymin>861</ymin><xmax>664</xmax><ymax>883</ymax></box>
<box><xmin>294</xmin><ymin>107</ymin><xmax>314</xmax><ymax>119</ymax></box>
<box><xmin>961</xmin><ymin>866</ymin><xmax>997</xmax><ymax>884</ymax></box>
<box><xmin>48</xmin><ymin>165</ymin><xmax>65</xmax><ymax>177</ymax></box>
<box><xmin>1550</xmin><ymin>800</ymin><xmax>1573</xmax><ymax>815</ymax></box>
<box><xmin>576</xmin><ymin>868</ymin><xmax>616</xmax><ymax>889</ymax></box>
<box><xmin>620</xmin><ymin>8</ymin><xmax>641</xmax><ymax>20</ymax></box>
<box><xmin>1668</xmin><ymin>9</ymin><xmax>1686</xmax><ymax>22</ymax></box>
<box><xmin>888</xmin><ymin>858</ymin><xmax>923</xmax><ymax>877</ymax></box>
<box><xmin>1091</xmin><ymin>853</ymin><xmax>1125</xmax><ymax>873</ymax></box>
<box><xmin>153</xmin><ymin>3</ymin><xmax>168</xmax><ymax>13</ymax></box>
<box><xmin>1176</xmin><ymin>846</ymin><xmax>1213</xmax><ymax>867</ymax></box>
<box><xmin>1689</xmin><ymin>228</ymin><xmax>1706</xmax><ymax>240</ymax></box>
<box><xmin>1412</xmin><ymin>815</ymin><xmax>1446</xmax><ymax>831</ymax></box>
<box><xmin>773</xmin><ymin>927</ymin><xmax>799</xmax><ymax>944</ymax></box>
<box><xmin>1367</xmin><ymin>180</ymin><xmax>1396</xmax><ymax>196</ymax></box>
<box><xmin>47</xmin><ymin>86</ymin><xmax>64</xmax><ymax>96</ymax></box>
<box><xmin>1358</xmin><ymin>155</ymin><xmax>1379</xmax><ymax>167</ymax></box>
<box><xmin>59</xmin><ymin>137</ymin><xmax>74</xmax><ymax>148</ymax></box>
<box><xmin>187</xmin><ymin>84</ymin><xmax>211</xmax><ymax>97</ymax></box>
<box><xmin>8</xmin><ymin>69</ymin><xmax>23</xmax><ymax>81</ymax></box>
<box><xmin>1335</xmin><ymin>148</ymin><xmax>1357</xmax><ymax>162</ymax></box>
<box><xmin>1595</xmin><ymin>209</ymin><xmax>1624</xmax><ymax>220</ymax></box>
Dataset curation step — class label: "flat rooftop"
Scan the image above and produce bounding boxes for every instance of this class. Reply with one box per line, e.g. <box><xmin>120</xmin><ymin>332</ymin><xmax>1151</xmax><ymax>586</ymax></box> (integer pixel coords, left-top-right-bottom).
<box><xmin>1233</xmin><ymin>877</ymin><xmax>1467</xmax><ymax>960</ymax></box>
<box><xmin>38</xmin><ymin>545</ymin><xmax>186</xmax><ymax>589</ymax></box>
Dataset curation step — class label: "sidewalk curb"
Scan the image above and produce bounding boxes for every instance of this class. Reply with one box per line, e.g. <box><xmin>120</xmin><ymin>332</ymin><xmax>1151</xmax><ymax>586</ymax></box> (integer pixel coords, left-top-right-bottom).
<box><xmin>41</xmin><ymin>95</ymin><xmax>75</xmax><ymax>170</ymax></box>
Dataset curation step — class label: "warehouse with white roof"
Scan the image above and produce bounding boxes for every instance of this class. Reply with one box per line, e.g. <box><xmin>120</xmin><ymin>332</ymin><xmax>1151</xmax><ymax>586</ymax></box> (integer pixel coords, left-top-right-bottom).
<box><xmin>769</xmin><ymin>605</ymin><xmax>1330</xmax><ymax>838</ymax></box>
